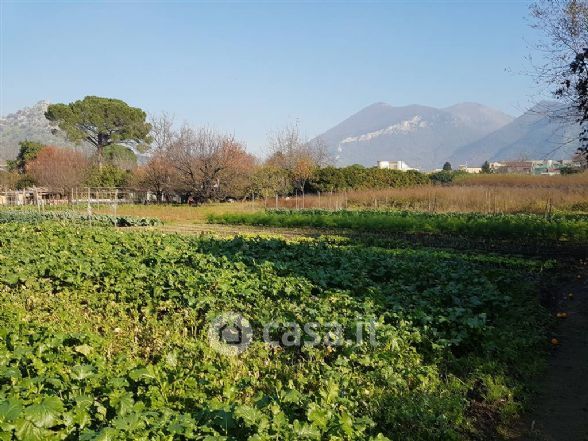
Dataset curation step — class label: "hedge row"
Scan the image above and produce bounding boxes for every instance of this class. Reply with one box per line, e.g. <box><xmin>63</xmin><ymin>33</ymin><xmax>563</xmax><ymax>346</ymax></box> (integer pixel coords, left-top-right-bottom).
<box><xmin>308</xmin><ymin>166</ymin><xmax>431</xmax><ymax>191</ymax></box>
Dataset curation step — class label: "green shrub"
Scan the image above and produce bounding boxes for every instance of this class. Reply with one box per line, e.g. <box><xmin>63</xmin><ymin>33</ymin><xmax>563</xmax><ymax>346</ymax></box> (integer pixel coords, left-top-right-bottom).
<box><xmin>309</xmin><ymin>166</ymin><xmax>430</xmax><ymax>192</ymax></box>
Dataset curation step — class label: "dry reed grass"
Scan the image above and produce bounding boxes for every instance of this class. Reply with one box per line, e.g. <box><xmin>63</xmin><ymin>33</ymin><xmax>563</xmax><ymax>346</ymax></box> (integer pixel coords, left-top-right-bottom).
<box><xmin>276</xmin><ymin>174</ymin><xmax>588</xmax><ymax>214</ymax></box>
<box><xmin>88</xmin><ymin>202</ymin><xmax>263</xmax><ymax>224</ymax></box>
<box><xmin>84</xmin><ymin>173</ymin><xmax>588</xmax><ymax>222</ymax></box>
<box><xmin>453</xmin><ymin>172</ymin><xmax>588</xmax><ymax>187</ymax></box>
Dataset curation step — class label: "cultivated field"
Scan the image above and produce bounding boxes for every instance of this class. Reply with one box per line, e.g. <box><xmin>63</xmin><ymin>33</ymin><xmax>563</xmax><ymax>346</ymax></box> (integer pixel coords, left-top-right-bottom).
<box><xmin>0</xmin><ymin>218</ymin><xmax>555</xmax><ymax>440</ymax></box>
<box><xmin>0</xmin><ymin>174</ymin><xmax>587</xmax><ymax>440</ymax></box>
<box><xmin>65</xmin><ymin>173</ymin><xmax>588</xmax><ymax>223</ymax></box>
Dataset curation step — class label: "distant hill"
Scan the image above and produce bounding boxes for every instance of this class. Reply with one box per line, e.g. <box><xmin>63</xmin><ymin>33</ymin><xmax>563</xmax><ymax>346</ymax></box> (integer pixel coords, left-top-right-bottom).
<box><xmin>316</xmin><ymin>102</ymin><xmax>514</xmax><ymax>170</ymax></box>
<box><xmin>448</xmin><ymin>102</ymin><xmax>581</xmax><ymax>166</ymax></box>
<box><xmin>0</xmin><ymin>101</ymin><xmax>92</xmax><ymax>162</ymax></box>
<box><xmin>0</xmin><ymin>101</ymin><xmax>151</xmax><ymax>164</ymax></box>
<box><xmin>3</xmin><ymin>100</ymin><xmax>581</xmax><ymax>170</ymax></box>
<box><xmin>316</xmin><ymin>101</ymin><xmax>580</xmax><ymax>170</ymax></box>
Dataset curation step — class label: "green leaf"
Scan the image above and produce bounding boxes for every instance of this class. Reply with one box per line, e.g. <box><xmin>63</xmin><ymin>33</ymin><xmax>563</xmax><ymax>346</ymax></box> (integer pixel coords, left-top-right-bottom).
<box><xmin>164</xmin><ymin>352</ymin><xmax>178</xmax><ymax>368</ymax></box>
<box><xmin>113</xmin><ymin>413</ymin><xmax>143</xmax><ymax>431</ymax></box>
<box><xmin>339</xmin><ymin>411</ymin><xmax>354</xmax><ymax>436</ymax></box>
<box><xmin>83</xmin><ymin>428</ymin><xmax>117</xmax><ymax>441</ymax></box>
<box><xmin>71</xmin><ymin>364</ymin><xmax>94</xmax><ymax>381</ymax></box>
<box><xmin>307</xmin><ymin>404</ymin><xmax>329</xmax><ymax>430</ymax></box>
<box><xmin>23</xmin><ymin>397</ymin><xmax>63</xmax><ymax>428</ymax></box>
<box><xmin>293</xmin><ymin>420</ymin><xmax>321</xmax><ymax>439</ymax></box>
<box><xmin>320</xmin><ymin>380</ymin><xmax>339</xmax><ymax>404</ymax></box>
<box><xmin>282</xmin><ymin>389</ymin><xmax>302</xmax><ymax>404</ymax></box>
<box><xmin>234</xmin><ymin>405</ymin><xmax>264</xmax><ymax>427</ymax></box>
<box><xmin>110</xmin><ymin>392</ymin><xmax>135</xmax><ymax>417</ymax></box>
<box><xmin>0</xmin><ymin>399</ymin><xmax>22</xmax><ymax>423</ymax></box>
<box><xmin>129</xmin><ymin>366</ymin><xmax>158</xmax><ymax>382</ymax></box>
<box><xmin>74</xmin><ymin>395</ymin><xmax>94</xmax><ymax>409</ymax></box>
<box><xmin>74</xmin><ymin>344</ymin><xmax>93</xmax><ymax>357</ymax></box>
<box><xmin>14</xmin><ymin>419</ymin><xmax>52</xmax><ymax>441</ymax></box>
<box><xmin>370</xmin><ymin>434</ymin><xmax>392</xmax><ymax>441</ymax></box>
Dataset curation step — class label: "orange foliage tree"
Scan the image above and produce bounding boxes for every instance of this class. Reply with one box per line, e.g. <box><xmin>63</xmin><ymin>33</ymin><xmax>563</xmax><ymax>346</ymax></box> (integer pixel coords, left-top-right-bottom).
<box><xmin>27</xmin><ymin>146</ymin><xmax>89</xmax><ymax>196</ymax></box>
<box><xmin>134</xmin><ymin>153</ymin><xmax>178</xmax><ymax>202</ymax></box>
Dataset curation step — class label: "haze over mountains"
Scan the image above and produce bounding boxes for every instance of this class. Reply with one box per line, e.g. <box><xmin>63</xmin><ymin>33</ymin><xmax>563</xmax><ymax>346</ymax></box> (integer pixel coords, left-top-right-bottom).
<box><xmin>317</xmin><ymin>101</ymin><xmax>580</xmax><ymax>170</ymax></box>
<box><xmin>0</xmin><ymin>101</ymin><xmax>91</xmax><ymax>162</ymax></box>
<box><xmin>447</xmin><ymin>102</ymin><xmax>581</xmax><ymax>167</ymax></box>
<box><xmin>0</xmin><ymin>100</ymin><xmax>581</xmax><ymax>170</ymax></box>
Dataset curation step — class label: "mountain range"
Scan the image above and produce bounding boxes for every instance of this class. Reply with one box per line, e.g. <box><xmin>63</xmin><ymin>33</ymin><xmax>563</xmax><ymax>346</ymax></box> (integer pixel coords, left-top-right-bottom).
<box><xmin>317</xmin><ymin>101</ymin><xmax>580</xmax><ymax>170</ymax></box>
<box><xmin>0</xmin><ymin>101</ymin><xmax>92</xmax><ymax>162</ymax></box>
<box><xmin>0</xmin><ymin>100</ymin><xmax>581</xmax><ymax>170</ymax></box>
<box><xmin>0</xmin><ymin>101</ymin><xmax>150</xmax><ymax>164</ymax></box>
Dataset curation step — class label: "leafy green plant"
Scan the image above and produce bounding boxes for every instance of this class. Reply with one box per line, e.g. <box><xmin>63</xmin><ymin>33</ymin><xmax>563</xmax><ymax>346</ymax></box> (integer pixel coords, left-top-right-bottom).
<box><xmin>0</xmin><ymin>223</ymin><xmax>551</xmax><ymax>440</ymax></box>
<box><xmin>0</xmin><ymin>209</ymin><xmax>161</xmax><ymax>227</ymax></box>
<box><xmin>208</xmin><ymin>209</ymin><xmax>588</xmax><ymax>242</ymax></box>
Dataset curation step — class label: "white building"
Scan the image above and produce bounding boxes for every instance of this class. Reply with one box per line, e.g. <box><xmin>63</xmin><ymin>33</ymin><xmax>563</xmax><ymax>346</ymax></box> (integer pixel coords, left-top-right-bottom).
<box><xmin>377</xmin><ymin>160</ymin><xmax>417</xmax><ymax>171</ymax></box>
<box><xmin>458</xmin><ymin>165</ymin><xmax>482</xmax><ymax>173</ymax></box>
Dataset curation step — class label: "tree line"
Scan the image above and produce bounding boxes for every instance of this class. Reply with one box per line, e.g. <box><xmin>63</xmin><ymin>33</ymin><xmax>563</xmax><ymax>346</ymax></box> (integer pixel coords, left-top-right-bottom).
<box><xmin>2</xmin><ymin>1</ymin><xmax>587</xmax><ymax>199</ymax></box>
<box><xmin>1</xmin><ymin>103</ymin><xmax>437</xmax><ymax>202</ymax></box>
<box><xmin>1</xmin><ymin>93</ymin><xmax>584</xmax><ymax>202</ymax></box>
<box><xmin>3</xmin><ymin>0</ymin><xmax>588</xmax><ymax>203</ymax></box>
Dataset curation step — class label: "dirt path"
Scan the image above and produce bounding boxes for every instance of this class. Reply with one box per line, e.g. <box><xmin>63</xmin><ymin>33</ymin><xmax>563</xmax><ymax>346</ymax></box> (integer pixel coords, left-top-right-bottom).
<box><xmin>155</xmin><ymin>222</ymin><xmax>329</xmax><ymax>238</ymax></box>
<box><xmin>516</xmin><ymin>264</ymin><xmax>588</xmax><ymax>441</ymax></box>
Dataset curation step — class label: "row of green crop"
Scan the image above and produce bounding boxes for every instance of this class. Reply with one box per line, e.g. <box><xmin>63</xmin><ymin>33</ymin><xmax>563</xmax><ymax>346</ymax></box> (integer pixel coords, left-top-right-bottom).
<box><xmin>0</xmin><ymin>209</ymin><xmax>161</xmax><ymax>227</ymax></box>
<box><xmin>0</xmin><ymin>223</ymin><xmax>550</xmax><ymax>440</ymax></box>
<box><xmin>208</xmin><ymin>209</ymin><xmax>588</xmax><ymax>242</ymax></box>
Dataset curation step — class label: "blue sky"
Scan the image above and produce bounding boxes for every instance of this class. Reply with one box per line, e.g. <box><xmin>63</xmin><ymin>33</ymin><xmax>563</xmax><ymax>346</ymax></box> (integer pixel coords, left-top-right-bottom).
<box><xmin>1</xmin><ymin>0</ymin><xmax>545</xmax><ymax>155</ymax></box>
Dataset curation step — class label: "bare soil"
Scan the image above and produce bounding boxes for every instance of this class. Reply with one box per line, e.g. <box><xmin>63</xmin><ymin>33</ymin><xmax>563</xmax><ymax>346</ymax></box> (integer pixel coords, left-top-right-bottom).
<box><xmin>516</xmin><ymin>264</ymin><xmax>588</xmax><ymax>441</ymax></box>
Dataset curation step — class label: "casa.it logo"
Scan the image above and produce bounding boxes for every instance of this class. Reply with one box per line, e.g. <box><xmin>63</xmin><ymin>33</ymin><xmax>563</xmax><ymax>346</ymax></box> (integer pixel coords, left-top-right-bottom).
<box><xmin>208</xmin><ymin>312</ymin><xmax>253</xmax><ymax>356</ymax></box>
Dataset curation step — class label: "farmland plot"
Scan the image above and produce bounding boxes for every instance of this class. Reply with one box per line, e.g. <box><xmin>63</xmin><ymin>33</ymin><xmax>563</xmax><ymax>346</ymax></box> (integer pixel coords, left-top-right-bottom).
<box><xmin>0</xmin><ymin>222</ymin><xmax>554</xmax><ymax>440</ymax></box>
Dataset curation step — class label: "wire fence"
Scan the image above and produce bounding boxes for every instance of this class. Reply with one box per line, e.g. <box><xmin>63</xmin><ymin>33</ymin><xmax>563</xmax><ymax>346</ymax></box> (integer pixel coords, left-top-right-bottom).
<box><xmin>0</xmin><ymin>187</ymin><xmax>160</xmax><ymax>217</ymax></box>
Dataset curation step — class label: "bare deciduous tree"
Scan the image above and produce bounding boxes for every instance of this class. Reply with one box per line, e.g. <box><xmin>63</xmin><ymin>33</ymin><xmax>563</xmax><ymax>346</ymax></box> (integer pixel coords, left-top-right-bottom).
<box><xmin>267</xmin><ymin>123</ymin><xmax>331</xmax><ymax>193</ymax></box>
<box><xmin>0</xmin><ymin>171</ymin><xmax>19</xmax><ymax>191</ymax></box>
<box><xmin>27</xmin><ymin>146</ymin><xmax>89</xmax><ymax>196</ymax></box>
<box><xmin>149</xmin><ymin>112</ymin><xmax>176</xmax><ymax>153</ymax></box>
<box><xmin>530</xmin><ymin>0</ymin><xmax>588</xmax><ymax>154</ymax></box>
<box><xmin>134</xmin><ymin>153</ymin><xmax>178</xmax><ymax>202</ymax></box>
<box><xmin>167</xmin><ymin>126</ymin><xmax>254</xmax><ymax>201</ymax></box>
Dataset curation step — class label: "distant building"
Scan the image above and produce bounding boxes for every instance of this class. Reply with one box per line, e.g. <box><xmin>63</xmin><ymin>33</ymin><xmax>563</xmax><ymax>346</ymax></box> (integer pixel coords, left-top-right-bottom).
<box><xmin>531</xmin><ymin>159</ymin><xmax>578</xmax><ymax>175</ymax></box>
<box><xmin>377</xmin><ymin>160</ymin><xmax>417</xmax><ymax>171</ymax></box>
<box><xmin>491</xmin><ymin>159</ymin><xmax>580</xmax><ymax>175</ymax></box>
<box><xmin>458</xmin><ymin>165</ymin><xmax>482</xmax><ymax>173</ymax></box>
<box><xmin>492</xmin><ymin>161</ymin><xmax>534</xmax><ymax>174</ymax></box>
